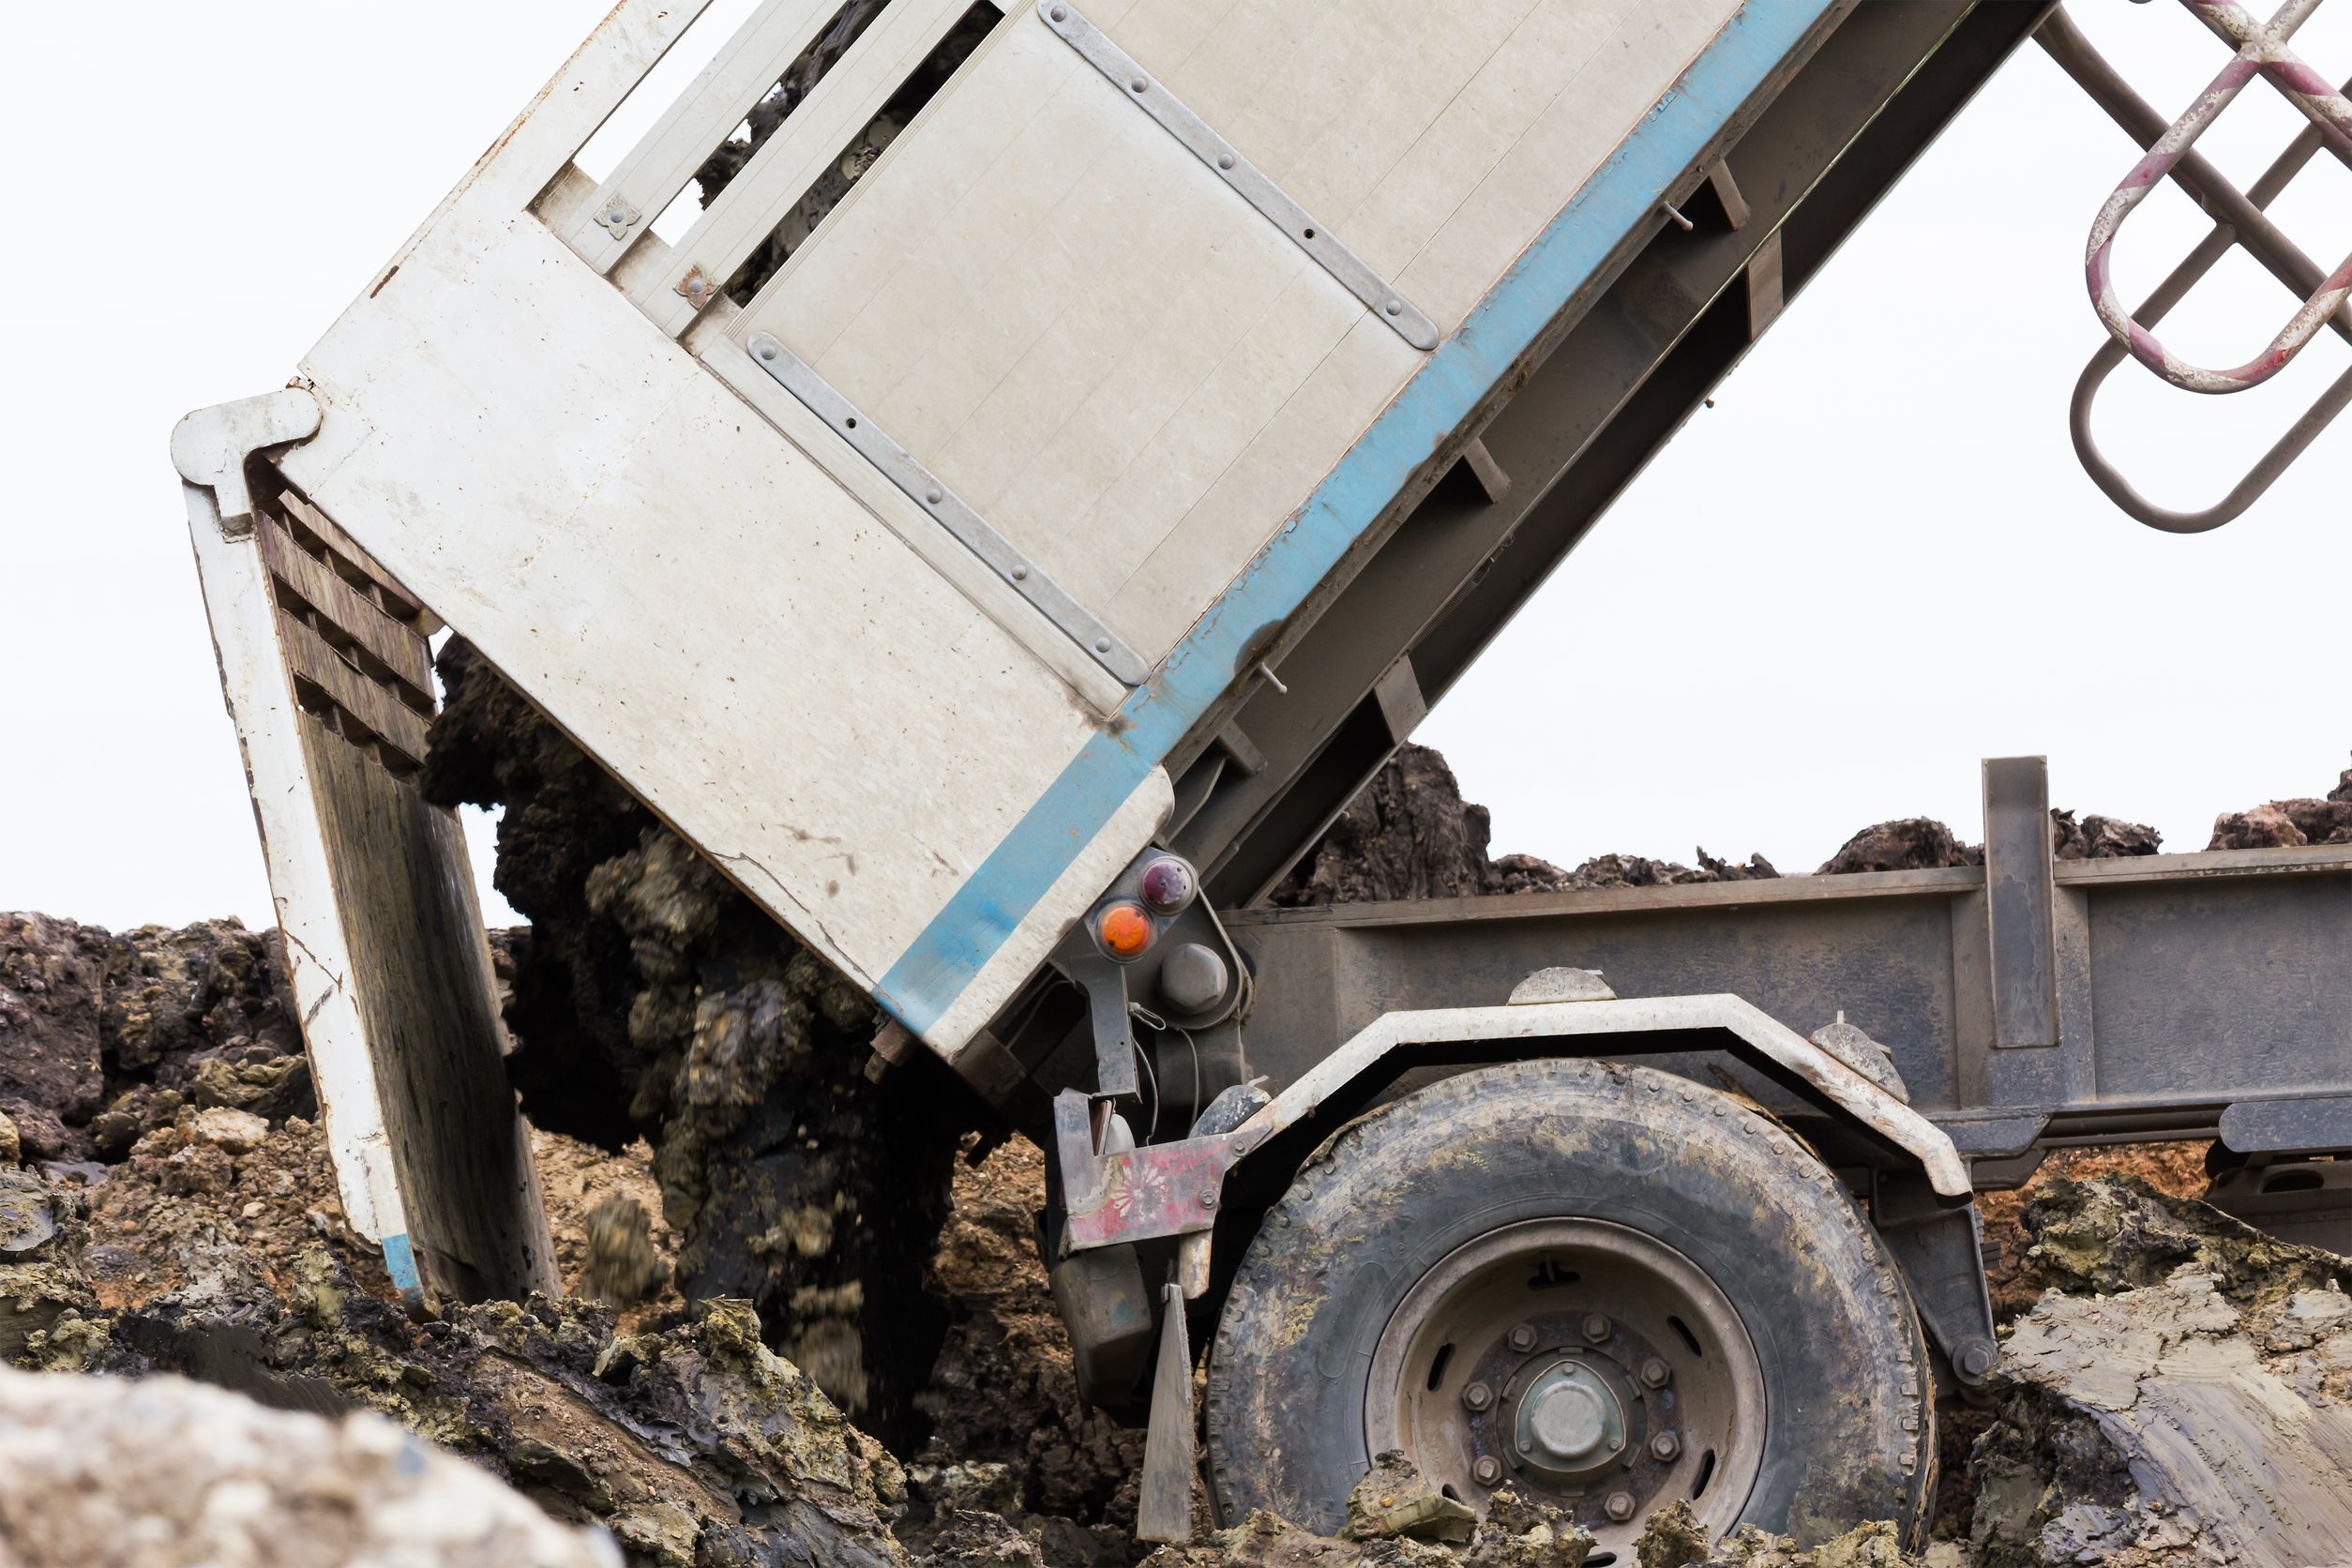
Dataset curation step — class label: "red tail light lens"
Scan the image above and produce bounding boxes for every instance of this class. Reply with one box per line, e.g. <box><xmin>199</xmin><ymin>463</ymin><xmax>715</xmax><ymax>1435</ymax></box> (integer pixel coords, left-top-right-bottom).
<box><xmin>1139</xmin><ymin>855</ymin><xmax>1196</xmax><ymax>913</ymax></box>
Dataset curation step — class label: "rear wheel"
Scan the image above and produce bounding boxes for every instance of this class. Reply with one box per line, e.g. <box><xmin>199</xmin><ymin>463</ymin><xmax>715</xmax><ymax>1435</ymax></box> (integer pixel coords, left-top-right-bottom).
<box><xmin>1204</xmin><ymin>1059</ymin><xmax>1932</xmax><ymax>1556</ymax></box>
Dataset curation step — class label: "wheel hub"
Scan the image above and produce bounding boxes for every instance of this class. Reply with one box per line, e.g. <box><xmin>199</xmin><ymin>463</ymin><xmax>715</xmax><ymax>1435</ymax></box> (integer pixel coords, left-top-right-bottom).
<box><xmin>1365</xmin><ymin>1218</ymin><xmax>1768</xmax><ymax>1550</ymax></box>
<box><xmin>1511</xmin><ymin>1356</ymin><xmax>1629</xmax><ymax>1479</ymax></box>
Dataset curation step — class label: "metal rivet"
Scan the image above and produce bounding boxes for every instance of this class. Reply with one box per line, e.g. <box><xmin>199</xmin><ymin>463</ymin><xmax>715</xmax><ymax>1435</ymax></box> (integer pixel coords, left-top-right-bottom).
<box><xmin>1217</xmin><ymin>154</ymin><xmax>1234</xmax><ymax>171</ymax></box>
<box><xmin>1581</xmin><ymin>1313</ymin><xmax>1611</xmax><ymax>1343</ymax></box>
<box><xmin>687</xmin><ymin>279</ymin><xmax>706</xmax><ymax>294</ymax></box>
<box><xmin>1507</xmin><ymin>1323</ymin><xmax>1538</xmax><ymax>1353</ymax></box>
<box><xmin>1639</xmin><ymin>1358</ymin><xmax>1670</xmax><ymax>1388</ymax></box>
<box><xmin>1605</xmin><ymin>1491</ymin><xmax>1636</xmax><ymax>1522</ymax></box>
<box><xmin>926</xmin><ymin>488</ymin><xmax>942</xmax><ymax>505</ymax></box>
<box><xmin>1199</xmin><ymin>1188</ymin><xmax>1218</xmax><ymax>1209</ymax></box>
<box><xmin>1131</xmin><ymin>78</ymin><xmax>1147</xmax><ymax>92</ymax></box>
<box><xmin>1095</xmin><ymin>637</ymin><xmax>1112</xmax><ymax>653</ymax></box>
<box><xmin>1471</xmin><ymin>1455</ymin><xmax>1503</xmax><ymax>1487</ymax></box>
<box><xmin>1049</xmin><ymin>4</ymin><xmax>1065</xmax><ymax>18</ymax></box>
<box><xmin>758</xmin><ymin>343</ymin><xmax>777</xmax><ymax>361</ymax></box>
<box><xmin>1011</xmin><ymin>565</ymin><xmax>1029</xmax><ymax>581</ymax></box>
<box><xmin>1650</xmin><ymin>1430</ymin><xmax>1681</xmax><ymax>1462</ymax></box>
<box><xmin>1385</xmin><ymin>300</ymin><xmax>1402</xmax><ymax>316</ymax></box>
<box><xmin>1461</xmin><ymin>1381</ymin><xmax>1493</xmax><ymax>1412</ymax></box>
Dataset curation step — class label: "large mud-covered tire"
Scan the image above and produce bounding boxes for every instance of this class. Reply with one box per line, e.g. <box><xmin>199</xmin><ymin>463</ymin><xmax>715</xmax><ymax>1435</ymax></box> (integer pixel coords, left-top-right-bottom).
<box><xmin>1204</xmin><ymin>1059</ymin><xmax>1932</xmax><ymax>1549</ymax></box>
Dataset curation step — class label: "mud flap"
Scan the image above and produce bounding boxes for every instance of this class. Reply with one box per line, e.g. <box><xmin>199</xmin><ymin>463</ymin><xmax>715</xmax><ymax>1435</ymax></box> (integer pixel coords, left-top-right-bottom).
<box><xmin>1138</xmin><ymin>1280</ymin><xmax>1197</xmax><ymax>1544</ymax></box>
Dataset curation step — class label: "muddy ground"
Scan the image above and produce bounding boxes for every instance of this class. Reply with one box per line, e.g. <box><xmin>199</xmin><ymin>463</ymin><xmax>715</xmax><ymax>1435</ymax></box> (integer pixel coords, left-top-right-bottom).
<box><xmin>7</xmin><ymin>751</ymin><xmax>2352</xmax><ymax>1562</ymax></box>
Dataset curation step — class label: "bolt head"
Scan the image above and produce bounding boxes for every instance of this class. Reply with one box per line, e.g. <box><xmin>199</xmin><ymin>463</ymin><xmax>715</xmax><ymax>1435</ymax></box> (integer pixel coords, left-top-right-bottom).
<box><xmin>1958</xmin><ymin>1341</ymin><xmax>1998</xmax><ymax>1379</ymax></box>
<box><xmin>1507</xmin><ymin>1323</ymin><xmax>1538</xmax><ymax>1353</ymax></box>
<box><xmin>1639</xmin><ymin>1358</ymin><xmax>1670</xmax><ymax>1388</ymax></box>
<box><xmin>1649</xmin><ymin>1430</ymin><xmax>1681</xmax><ymax>1462</ymax></box>
<box><xmin>1472</xmin><ymin>1455</ymin><xmax>1503</xmax><ymax>1487</ymax></box>
<box><xmin>1461</xmin><ymin>1381</ymin><xmax>1493</xmax><ymax>1412</ymax></box>
<box><xmin>1198</xmin><ymin>1188</ymin><xmax>1219</xmax><ymax>1210</ymax></box>
<box><xmin>1580</xmin><ymin>1313</ymin><xmax>1611</xmax><ymax>1344</ymax></box>
<box><xmin>1605</xmin><ymin>1490</ymin><xmax>1636</xmax><ymax>1522</ymax></box>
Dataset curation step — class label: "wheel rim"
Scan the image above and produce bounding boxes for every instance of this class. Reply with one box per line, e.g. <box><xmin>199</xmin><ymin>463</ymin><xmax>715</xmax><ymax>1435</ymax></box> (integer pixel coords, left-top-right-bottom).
<box><xmin>1365</xmin><ymin>1217</ymin><xmax>1767</xmax><ymax>1551</ymax></box>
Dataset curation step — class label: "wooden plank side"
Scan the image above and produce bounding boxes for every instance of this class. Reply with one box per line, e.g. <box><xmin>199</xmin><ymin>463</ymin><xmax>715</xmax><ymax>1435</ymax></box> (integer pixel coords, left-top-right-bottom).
<box><xmin>565</xmin><ymin>0</ymin><xmax>843</xmax><ymax>274</ymax></box>
<box><xmin>258</xmin><ymin>515</ymin><xmax>435</xmax><ymax>701</ymax></box>
<box><xmin>638</xmin><ymin>0</ymin><xmax>987</xmax><ymax>335</ymax></box>
<box><xmin>283</xmin><ymin>205</ymin><xmax>1135</xmax><ymax>996</ymax></box>
<box><xmin>294</xmin><ymin>704</ymin><xmax>560</xmax><ymax>1302</ymax></box>
<box><xmin>277</xmin><ymin>608</ymin><xmax>434</xmax><ymax>765</ymax></box>
<box><xmin>278</xmin><ymin>489</ymin><xmax>435</xmax><ymax>627</ymax></box>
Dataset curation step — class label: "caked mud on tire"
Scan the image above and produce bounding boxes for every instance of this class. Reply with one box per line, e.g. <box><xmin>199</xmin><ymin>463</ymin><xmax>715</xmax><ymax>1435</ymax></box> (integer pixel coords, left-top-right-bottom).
<box><xmin>1203</xmin><ymin>1059</ymin><xmax>1932</xmax><ymax>1550</ymax></box>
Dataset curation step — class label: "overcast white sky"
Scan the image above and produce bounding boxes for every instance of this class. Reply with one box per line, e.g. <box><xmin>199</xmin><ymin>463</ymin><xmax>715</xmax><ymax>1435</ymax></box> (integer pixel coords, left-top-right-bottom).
<box><xmin>2</xmin><ymin>1</ymin><xmax>2347</xmax><ymax>933</ymax></box>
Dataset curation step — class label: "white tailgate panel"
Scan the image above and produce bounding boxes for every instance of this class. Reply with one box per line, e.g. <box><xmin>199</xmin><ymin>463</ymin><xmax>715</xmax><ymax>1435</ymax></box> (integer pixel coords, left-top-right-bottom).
<box><xmin>279</xmin><ymin>200</ymin><xmax>1149</xmax><ymax>1000</ymax></box>
<box><xmin>740</xmin><ymin>0</ymin><xmax>1741</xmax><ymax>663</ymax></box>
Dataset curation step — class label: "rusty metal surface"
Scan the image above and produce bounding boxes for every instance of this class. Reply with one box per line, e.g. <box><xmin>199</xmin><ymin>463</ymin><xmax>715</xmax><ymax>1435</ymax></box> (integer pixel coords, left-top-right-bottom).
<box><xmin>2082</xmin><ymin>0</ymin><xmax>2352</xmax><ymax>395</ymax></box>
<box><xmin>1052</xmin><ymin>1088</ymin><xmax>1245</xmax><ymax>1252</ymax></box>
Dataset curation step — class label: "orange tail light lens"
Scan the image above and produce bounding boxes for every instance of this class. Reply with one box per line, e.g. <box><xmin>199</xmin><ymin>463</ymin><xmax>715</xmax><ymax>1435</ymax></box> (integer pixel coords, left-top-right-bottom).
<box><xmin>1095</xmin><ymin>901</ymin><xmax>1154</xmax><ymax>960</ymax></box>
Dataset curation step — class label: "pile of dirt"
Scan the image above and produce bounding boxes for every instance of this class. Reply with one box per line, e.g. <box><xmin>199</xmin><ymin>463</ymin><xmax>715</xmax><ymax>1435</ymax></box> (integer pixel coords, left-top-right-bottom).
<box><xmin>0</xmin><ymin>912</ymin><xmax>310</xmax><ymax>1168</ymax></box>
<box><xmin>1274</xmin><ymin>746</ymin><xmax>2165</xmax><ymax>905</ymax></box>
<box><xmin>1272</xmin><ymin>746</ymin><xmax>1779</xmax><ymax>905</ymax></box>
<box><xmin>903</xmin><ymin>1135</ymin><xmax>1145</xmax><ymax>1560</ymax></box>
<box><xmin>1965</xmin><ymin>1176</ymin><xmax>2352</xmax><ymax>1565</ymax></box>
<box><xmin>424</xmin><ymin>640</ymin><xmax>977</xmax><ymax>1448</ymax></box>
<box><xmin>2206</xmin><ymin>761</ymin><xmax>2352</xmax><ymax>849</ymax></box>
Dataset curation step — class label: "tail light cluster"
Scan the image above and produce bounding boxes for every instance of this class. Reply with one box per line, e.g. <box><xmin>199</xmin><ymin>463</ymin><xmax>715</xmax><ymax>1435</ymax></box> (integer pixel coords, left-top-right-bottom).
<box><xmin>1091</xmin><ymin>852</ymin><xmax>1199</xmax><ymax>961</ymax></box>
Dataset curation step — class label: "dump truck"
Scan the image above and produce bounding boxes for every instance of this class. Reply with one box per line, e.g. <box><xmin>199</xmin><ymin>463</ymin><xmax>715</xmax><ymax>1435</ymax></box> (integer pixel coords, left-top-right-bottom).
<box><xmin>169</xmin><ymin>0</ymin><xmax>2352</xmax><ymax>1552</ymax></box>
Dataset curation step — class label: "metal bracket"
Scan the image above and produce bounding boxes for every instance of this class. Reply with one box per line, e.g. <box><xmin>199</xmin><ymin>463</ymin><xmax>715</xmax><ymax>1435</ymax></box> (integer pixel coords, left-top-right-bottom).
<box><xmin>745</xmin><ymin>332</ymin><xmax>1148</xmax><ymax>686</ymax></box>
<box><xmin>170</xmin><ymin>388</ymin><xmax>324</xmax><ymax>536</ymax></box>
<box><xmin>1872</xmin><ymin>1169</ymin><xmax>1999</xmax><ymax>1392</ymax></box>
<box><xmin>1040</xmin><ymin>4</ymin><xmax>1441</xmax><ymax>352</ymax></box>
<box><xmin>1053</xmin><ymin>1088</ymin><xmax>1248</xmax><ymax>1253</ymax></box>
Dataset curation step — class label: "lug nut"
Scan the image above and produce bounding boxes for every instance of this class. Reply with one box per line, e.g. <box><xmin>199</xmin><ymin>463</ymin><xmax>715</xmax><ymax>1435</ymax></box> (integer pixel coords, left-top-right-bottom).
<box><xmin>1580</xmin><ymin>1312</ymin><xmax>1612</xmax><ymax>1343</ymax></box>
<box><xmin>1605</xmin><ymin>1490</ymin><xmax>1636</xmax><ymax>1522</ymax></box>
<box><xmin>1639</xmin><ymin>1357</ymin><xmax>1671</xmax><ymax>1388</ymax></box>
<box><xmin>1508</xmin><ymin>1323</ymin><xmax>1539</xmax><ymax>1352</ymax></box>
<box><xmin>1472</xmin><ymin>1455</ymin><xmax>1504</xmax><ymax>1486</ymax></box>
<box><xmin>1650</xmin><ymin>1430</ymin><xmax>1681</xmax><ymax>1462</ymax></box>
<box><xmin>1461</xmin><ymin>1381</ymin><xmax>1494</xmax><ymax>1412</ymax></box>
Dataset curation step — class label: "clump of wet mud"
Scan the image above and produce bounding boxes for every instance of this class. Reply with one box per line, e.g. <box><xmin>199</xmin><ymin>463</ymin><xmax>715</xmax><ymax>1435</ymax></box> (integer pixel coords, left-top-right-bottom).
<box><xmin>1965</xmin><ymin>1176</ymin><xmax>2352</xmax><ymax>1566</ymax></box>
<box><xmin>424</xmin><ymin>640</ymin><xmax>976</xmax><ymax>1447</ymax></box>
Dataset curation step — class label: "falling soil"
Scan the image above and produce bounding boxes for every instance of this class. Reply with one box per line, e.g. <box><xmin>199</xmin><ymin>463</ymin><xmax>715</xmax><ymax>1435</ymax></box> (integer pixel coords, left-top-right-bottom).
<box><xmin>424</xmin><ymin>640</ymin><xmax>975</xmax><ymax>1449</ymax></box>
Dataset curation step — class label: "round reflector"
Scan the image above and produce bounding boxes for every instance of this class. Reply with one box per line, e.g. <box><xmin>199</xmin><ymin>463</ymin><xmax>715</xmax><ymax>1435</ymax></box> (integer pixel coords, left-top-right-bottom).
<box><xmin>1096</xmin><ymin>901</ymin><xmax>1153</xmax><ymax>960</ymax></box>
<box><xmin>1139</xmin><ymin>855</ymin><xmax>1196</xmax><ymax>912</ymax></box>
